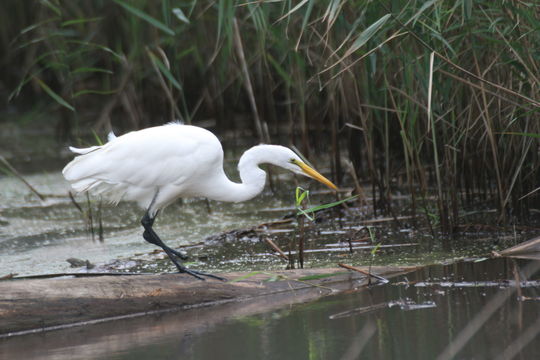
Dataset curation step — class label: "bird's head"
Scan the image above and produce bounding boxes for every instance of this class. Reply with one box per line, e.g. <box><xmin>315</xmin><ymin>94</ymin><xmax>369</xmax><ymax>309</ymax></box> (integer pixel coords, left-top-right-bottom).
<box><xmin>269</xmin><ymin>146</ymin><xmax>338</xmax><ymax>191</ymax></box>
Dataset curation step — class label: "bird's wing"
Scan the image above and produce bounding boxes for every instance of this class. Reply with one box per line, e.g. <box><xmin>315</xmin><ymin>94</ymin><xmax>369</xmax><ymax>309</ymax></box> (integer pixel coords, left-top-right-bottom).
<box><xmin>63</xmin><ymin>125</ymin><xmax>224</xmax><ymax>192</ymax></box>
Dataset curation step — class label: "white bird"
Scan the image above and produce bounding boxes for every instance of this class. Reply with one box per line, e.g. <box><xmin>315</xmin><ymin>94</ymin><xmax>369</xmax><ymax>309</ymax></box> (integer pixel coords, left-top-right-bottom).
<box><xmin>63</xmin><ymin>123</ymin><xmax>337</xmax><ymax>280</ymax></box>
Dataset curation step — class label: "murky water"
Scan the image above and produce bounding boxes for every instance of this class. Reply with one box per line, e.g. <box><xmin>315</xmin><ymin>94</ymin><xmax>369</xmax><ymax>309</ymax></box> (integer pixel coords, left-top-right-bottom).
<box><xmin>0</xmin><ymin>162</ymin><xmax>533</xmax><ymax>278</ymax></box>
<box><xmin>0</xmin><ymin>169</ymin><xmax>300</xmax><ymax>276</ymax></box>
<box><xmin>1</xmin><ymin>258</ymin><xmax>538</xmax><ymax>359</ymax></box>
<box><xmin>0</xmin><ymin>124</ymin><xmax>298</xmax><ymax>276</ymax></box>
<box><xmin>0</xmin><ymin>167</ymin><xmax>526</xmax><ymax>278</ymax></box>
<box><xmin>2</xmin><ymin>124</ymin><xmax>535</xmax><ymax>277</ymax></box>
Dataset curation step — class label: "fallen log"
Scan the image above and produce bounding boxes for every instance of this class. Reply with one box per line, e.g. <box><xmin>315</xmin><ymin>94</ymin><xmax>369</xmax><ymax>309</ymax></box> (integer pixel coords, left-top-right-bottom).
<box><xmin>0</xmin><ymin>266</ymin><xmax>415</xmax><ymax>337</ymax></box>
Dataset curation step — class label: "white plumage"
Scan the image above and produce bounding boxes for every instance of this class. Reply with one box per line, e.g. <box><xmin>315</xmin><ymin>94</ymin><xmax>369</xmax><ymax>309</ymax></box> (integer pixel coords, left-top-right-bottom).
<box><xmin>64</xmin><ymin>124</ymin><xmax>225</xmax><ymax>214</ymax></box>
<box><xmin>63</xmin><ymin>123</ymin><xmax>336</xmax><ymax>279</ymax></box>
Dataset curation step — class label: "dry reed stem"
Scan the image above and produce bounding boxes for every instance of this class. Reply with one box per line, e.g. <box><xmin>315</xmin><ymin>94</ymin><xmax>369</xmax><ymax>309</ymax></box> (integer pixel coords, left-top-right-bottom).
<box><xmin>0</xmin><ymin>155</ymin><xmax>45</xmax><ymax>201</ymax></box>
<box><xmin>338</xmin><ymin>263</ymin><xmax>388</xmax><ymax>283</ymax></box>
<box><xmin>232</xmin><ymin>17</ymin><xmax>268</xmax><ymax>143</ymax></box>
<box><xmin>265</xmin><ymin>238</ymin><xmax>289</xmax><ymax>261</ymax></box>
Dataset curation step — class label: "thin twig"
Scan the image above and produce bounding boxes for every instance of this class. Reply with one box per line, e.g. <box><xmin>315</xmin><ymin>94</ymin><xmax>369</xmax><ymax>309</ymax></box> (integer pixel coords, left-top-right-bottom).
<box><xmin>338</xmin><ymin>263</ymin><xmax>389</xmax><ymax>283</ymax></box>
<box><xmin>0</xmin><ymin>155</ymin><xmax>45</xmax><ymax>200</ymax></box>
<box><xmin>438</xmin><ymin>69</ymin><xmax>534</xmax><ymax>112</ymax></box>
<box><xmin>68</xmin><ymin>191</ymin><xmax>84</xmax><ymax>213</ymax></box>
<box><xmin>268</xmin><ymin>272</ymin><xmax>336</xmax><ymax>292</ymax></box>
<box><xmin>265</xmin><ymin>238</ymin><xmax>289</xmax><ymax>261</ymax></box>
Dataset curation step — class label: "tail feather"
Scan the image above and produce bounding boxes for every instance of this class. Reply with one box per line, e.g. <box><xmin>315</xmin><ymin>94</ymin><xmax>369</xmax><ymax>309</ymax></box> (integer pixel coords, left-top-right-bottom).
<box><xmin>69</xmin><ymin>145</ymin><xmax>102</xmax><ymax>155</ymax></box>
<box><xmin>63</xmin><ymin>157</ymin><xmax>95</xmax><ymax>182</ymax></box>
<box><xmin>69</xmin><ymin>178</ymin><xmax>100</xmax><ymax>193</ymax></box>
<box><xmin>63</xmin><ymin>146</ymin><xmax>107</xmax><ymax>189</ymax></box>
<box><xmin>63</xmin><ymin>134</ymin><xmax>151</xmax><ymax>208</ymax></box>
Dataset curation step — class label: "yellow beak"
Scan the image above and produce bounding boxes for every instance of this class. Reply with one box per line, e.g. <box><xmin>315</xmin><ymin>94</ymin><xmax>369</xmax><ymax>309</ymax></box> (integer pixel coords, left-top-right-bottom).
<box><xmin>297</xmin><ymin>161</ymin><xmax>338</xmax><ymax>191</ymax></box>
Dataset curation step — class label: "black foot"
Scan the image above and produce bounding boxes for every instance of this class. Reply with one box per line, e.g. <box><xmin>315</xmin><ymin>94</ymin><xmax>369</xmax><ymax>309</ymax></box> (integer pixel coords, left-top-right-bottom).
<box><xmin>141</xmin><ymin>211</ymin><xmax>224</xmax><ymax>281</ymax></box>
<box><xmin>177</xmin><ymin>266</ymin><xmax>227</xmax><ymax>281</ymax></box>
<box><xmin>167</xmin><ymin>246</ymin><xmax>189</xmax><ymax>260</ymax></box>
<box><xmin>143</xmin><ymin>230</ymin><xmax>188</xmax><ymax>260</ymax></box>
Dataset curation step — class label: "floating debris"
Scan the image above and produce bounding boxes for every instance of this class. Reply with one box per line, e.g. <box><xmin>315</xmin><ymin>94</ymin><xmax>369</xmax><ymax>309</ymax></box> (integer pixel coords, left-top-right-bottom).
<box><xmin>329</xmin><ymin>299</ymin><xmax>436</xmax><ymax>319</ymax></box>
<box><xmin>413</xmin><ymin>280</ymin><xmax>540</xmax><ymax>288</ymax></box>
<box><xmin>204</xmin><ymin>229</ymin><xmax>260</xmax><ymax>244</ymax></box>
<box><xmin>324</xmin><ymin>241</ymin><xmax>369</xmax><ymax>247</ymax></box>
<box><xmin>394</xmin><ymin>299</ymin><xmax>437</xmax><ymax>311</ymax></box>
<box><xmin>66</xmin><ymin>258</ymin><xmax>95</xmax><ymax>269</ymax></box>
<box><xmin>338</xmin><ymin>263</ymin><xmax>389</xmax><ymax>284</ymax></box>
<box><xmin>257</xmin><ymin>243</ymin><xmax>418</xmax><ymax>256</ymax></box>
<box><xmin>329</xmin><ymin>302</ymin><xmax>389</xmax><ymax>319</ymax></box>
<box><xmin>319</xmin><ymin>230</ymin><xmax>349</xmax><ymax>235</ymax></box>
<box><xmin>259</xmin><ymin>228</ymin><xmax>295</xmax><ymax>234</ymax></box>
<box><xmin>0</xmin><ymin>273</ymin><xmax>17</xmax><ymax>280</ymax></box>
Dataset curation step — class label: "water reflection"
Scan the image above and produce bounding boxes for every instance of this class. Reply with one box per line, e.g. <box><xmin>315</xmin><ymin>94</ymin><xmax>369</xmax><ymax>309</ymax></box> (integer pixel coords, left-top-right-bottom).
<box><xmin>1</xmin><ymin>258</ymin><xmax>538</xmax><ymax>359</ymax></box>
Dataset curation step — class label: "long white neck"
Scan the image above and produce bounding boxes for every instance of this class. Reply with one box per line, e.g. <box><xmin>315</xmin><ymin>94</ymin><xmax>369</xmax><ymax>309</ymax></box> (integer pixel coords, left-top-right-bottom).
<box><xmin>203</xmin><ymin>145</ymin><xmax>277</xmax><ymax>203</ymax></box>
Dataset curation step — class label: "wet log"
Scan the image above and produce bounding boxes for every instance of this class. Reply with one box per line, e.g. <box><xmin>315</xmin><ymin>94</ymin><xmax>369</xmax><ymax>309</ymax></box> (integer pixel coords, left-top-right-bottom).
<box><xmin>0</xmin><ymin>266</ymin><xmax>415</xmax><ymax>337</ymax></box>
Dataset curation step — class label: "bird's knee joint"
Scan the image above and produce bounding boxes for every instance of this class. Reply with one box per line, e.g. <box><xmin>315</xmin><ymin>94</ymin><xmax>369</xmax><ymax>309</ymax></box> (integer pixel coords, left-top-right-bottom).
<box><xmin>141</xmin><ymin>214</ymin><xmax>154</xmax><ymax>227</ymax></box>
<box><xmin>142</xmin><ymin>230</ymin><xmax>151</xmax><ymax>240</ymax></box>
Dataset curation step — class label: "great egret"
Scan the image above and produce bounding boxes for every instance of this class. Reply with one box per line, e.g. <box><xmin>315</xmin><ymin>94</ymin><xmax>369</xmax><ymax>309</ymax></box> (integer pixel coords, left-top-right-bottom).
<box><xmin>63</xmin><ymin>123</ymin><xmax>337</xmax><ymax>280</ymax></box>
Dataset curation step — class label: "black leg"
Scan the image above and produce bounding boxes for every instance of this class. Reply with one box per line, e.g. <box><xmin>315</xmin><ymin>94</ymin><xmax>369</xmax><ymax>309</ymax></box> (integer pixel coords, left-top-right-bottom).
<box><xmin>143</xmin><ymin>229</ymin><xmax>189</xmax><ymax>260</ymax></box>
<box><xmin>141</xmin><ymin>212</ymin><xmax>225</xmax><ymax>281</ymax></box>
<box><xmin>142</xmin><ymin>211</ymin><xmax>187</xmax><ymax>259</ymax></box>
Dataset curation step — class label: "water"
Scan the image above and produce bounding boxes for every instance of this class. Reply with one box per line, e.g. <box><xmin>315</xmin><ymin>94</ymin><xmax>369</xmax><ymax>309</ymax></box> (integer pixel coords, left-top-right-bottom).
<box><xmin>0</xmin><ymin>169</ymin><xmax>298</xmax><ymax>276</ymax></box>
<box><xmin>1</xmin><ymin>126</ymin><xmax>539</xmax><ymax>359</ymax></box>
<box><xmin>1</xmin><ymin>258</ymin><xmax>538</xmax><ymax>359</ymax></box>
<box><xmin>0</xmin><ymin>125</ymin><xmax>532</xmax><ymax>277</ymax></box>
<box><xmin>0</xmin><ymin>124</ymin><xmax>292</xmax><ymax>276</ymax></box>
<box><xmin>0</xmin><ymin>166</ymin><xmax>531</xmax><ymax>277</ymax></box>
